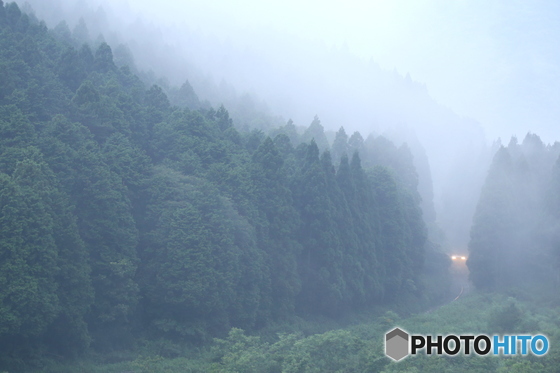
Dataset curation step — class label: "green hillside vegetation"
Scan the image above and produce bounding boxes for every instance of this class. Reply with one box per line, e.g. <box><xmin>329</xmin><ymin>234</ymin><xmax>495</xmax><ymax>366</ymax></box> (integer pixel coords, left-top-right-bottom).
<box><xmin>0</xmin><ymin>2</ymin><xmax>451</xmax><ymax>371</ymax></box>
<box><xmin>28</xmin><ymin>292</ymin><xmax>560</xmax><ymax>373</ymax></box>
<box><xmin>3</xmin><ymin>2</ymin><xmax>560</xmax><ymax>373</ymax></box>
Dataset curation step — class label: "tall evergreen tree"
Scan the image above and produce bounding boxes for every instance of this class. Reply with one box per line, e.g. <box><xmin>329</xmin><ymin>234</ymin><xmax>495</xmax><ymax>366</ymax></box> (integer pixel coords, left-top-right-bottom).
<box><xmin>292</xmin><ymin>141</ymin><xmax>342</xmax><ymax>314</ymax></box>
<box><xmin>301</xmin><ymin>116</ymin><xmax>329</xmax><ymax>152</ymax></box>
<box><xmin>331</xmin><ymin>127</ymin><xmax>349</xmax><ymax>166</ymax></box>
<box><xmin>369</xmin><ymin>166</ymin><xmax>410</xmax><ymax>298</ymax></box>
<box><xmin>468</xmin><ymin>147</ymin><xmax>516</xmax><ymax>289</ymax></box>
<box><xmin>251</xmin><ymin>138</ymin><xmax>300</xmax><ymax>319</ymax></box>
<box><xmin>0</xmin><ymin>166</ymin><xmax>59</xmax><ymax>340</ymax></box>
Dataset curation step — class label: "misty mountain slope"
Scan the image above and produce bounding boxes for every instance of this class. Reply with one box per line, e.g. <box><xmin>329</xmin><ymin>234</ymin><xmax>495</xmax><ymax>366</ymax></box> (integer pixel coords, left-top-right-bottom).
<box><xmin>468</xmin><ymin>133</ymin><xmax>560</xmax><ymax>292</ymax></box>
<box><xmin>16</xmin><ymin>0</ymin><xmax>285</xmax><ymax>131</ymax></box>
<box><xmin>15</xmin><ymin>0</ymin><xmax>492</xmax><ymax>250</ymax></box>
<box><xmin>0</xmin><ymin>4</ymin><xmax>452</xmax><ymax>369</ymax></box>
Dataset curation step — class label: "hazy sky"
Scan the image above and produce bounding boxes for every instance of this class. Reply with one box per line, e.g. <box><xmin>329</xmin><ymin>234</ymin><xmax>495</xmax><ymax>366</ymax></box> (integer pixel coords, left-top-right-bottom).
<box><xmin>105</xmin><ymin>0</ymin><xmax>560</xmax><ymax>144</ymax></box>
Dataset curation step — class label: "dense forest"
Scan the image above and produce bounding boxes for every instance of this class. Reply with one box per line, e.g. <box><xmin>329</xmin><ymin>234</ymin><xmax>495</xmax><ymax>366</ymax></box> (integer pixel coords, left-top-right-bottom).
<box><xmin>0</xmin><ymin>2</ymin><xmax>455</xmax><ymax>370</ymax></box>
<box><xmin>6</xmin><ymin>2</ymin><xmax>560</xmax><ymax>372</ymax></box>
<box><xmin>468</xmin><ymin>134</ymin><xmax>560</xmax><ymax>293</ymax></box>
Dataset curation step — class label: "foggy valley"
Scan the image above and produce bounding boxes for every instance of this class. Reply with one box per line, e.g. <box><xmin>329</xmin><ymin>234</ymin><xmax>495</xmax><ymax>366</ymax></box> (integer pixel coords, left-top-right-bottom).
<box><xmin>1</xmin><ymin>0</ymin><xmax>560</xmax><ymax>371</ymax></box>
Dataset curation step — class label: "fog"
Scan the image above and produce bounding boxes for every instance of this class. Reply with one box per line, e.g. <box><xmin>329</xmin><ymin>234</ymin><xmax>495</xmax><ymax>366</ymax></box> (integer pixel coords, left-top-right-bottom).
<box><xmin>59</xmin><ymin>0</ymin><xmax>560</xmax><ymax>144</ymax></box>
<box><xmin>17</xmin><ymin>0</ymin><xmax>560</xmax><ymax>249</ymax></box>
<box><xmin>7</xmin><ymin>1</ymin><xmax>560</xmax><ymax>369</ymax></box>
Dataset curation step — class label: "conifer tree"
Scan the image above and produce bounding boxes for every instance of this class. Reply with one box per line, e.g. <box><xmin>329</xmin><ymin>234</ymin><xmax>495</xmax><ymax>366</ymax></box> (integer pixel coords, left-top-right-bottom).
<box><xmin>302</xmin><ymin>116</ymin><xmax>329</xmax><ymax>152</ymax></box>
<box><xmin>331</xmin><ymin>127</ymin><xmax>349</xmax><ymax>166</ymax></box>
<box><xmin>251</xmin><ymin>138</ymin><xmax>300</xmax><ymax>318</ymax></box>
<box><xmin>468</xmin><ymin>147</ymin><xmax>516</xmax><ymax>289</ymax></box>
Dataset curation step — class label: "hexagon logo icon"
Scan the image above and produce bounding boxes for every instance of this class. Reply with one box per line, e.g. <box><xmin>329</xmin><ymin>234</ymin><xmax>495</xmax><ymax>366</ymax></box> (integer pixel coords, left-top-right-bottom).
<box><xmin>385</xmin><ymin>328</ymin><xmax>409</xmax><ymax>361</ymax></box>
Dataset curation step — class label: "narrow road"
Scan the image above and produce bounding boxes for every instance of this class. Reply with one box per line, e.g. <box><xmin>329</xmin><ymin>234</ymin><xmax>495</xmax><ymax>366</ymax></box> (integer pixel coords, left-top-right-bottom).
<box><xmin>453</xmin><ymin>285</ymin><xmax>464</xmax><ymax>301</ymax></box>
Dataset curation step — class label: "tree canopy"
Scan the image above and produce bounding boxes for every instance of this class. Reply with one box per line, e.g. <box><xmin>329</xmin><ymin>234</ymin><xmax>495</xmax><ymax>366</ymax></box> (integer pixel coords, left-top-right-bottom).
<box><xmin>0</xmin><ymin>3</ymin><xmax>433</xmax><ymax>368</ymax></box>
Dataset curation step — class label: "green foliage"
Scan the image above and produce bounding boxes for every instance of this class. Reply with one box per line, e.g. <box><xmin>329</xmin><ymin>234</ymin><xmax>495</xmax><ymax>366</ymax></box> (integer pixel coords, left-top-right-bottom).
<box><xmin>210</xmin><ymin>328</ymin><xmax>278</xmax><ymax>373</ymax></box>
<box><xmin>487</xmin><ymin>300</ymin><xmax>523</xmax><ymax>334</ymax></box>
<box><xmin>94</xmin><ymin>42</ymin><xmax>116</xmax><ymax>73</ymax></box>
<box><xmin>0</xmin><ymin>167</ymin><xmax>59</xmax><ymax>338</ymax></box>
<box><xmin>5</xmin><ymin>2</ymin><xmax>560</xmax><ymax>373</ymax></box>
<box><xmin>29</xmin><ymin>292</ymin><xmax>560</xmax><ymax>373</ymax></box>
<box><xmin>251</xmin><ymin>137</ymin><xmax>301</xmax><ymax>319</ymax></box>
<box><xmin>0</xmin><ymin>3</ymin><xmax>432</xmax><ymax>368</ymax></box>
<box><xmin>282</xmin><ymin>330</ymin><xmax>368</xmax><ymax>373</ymax></box>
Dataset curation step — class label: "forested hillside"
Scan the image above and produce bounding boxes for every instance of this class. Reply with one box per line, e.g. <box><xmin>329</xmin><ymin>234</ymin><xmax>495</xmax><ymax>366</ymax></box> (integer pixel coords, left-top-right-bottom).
<box><xmin>18</xmin><ymin>0</ymin><xmax>490</xmax><ymax>254</ymax></box>
<box><xmin>0</xmin><ymin>2</ymin><xmax>447</xmax><ymax>369</ymax></box>
<box><xmin>468</xmin><ymin>134</ymin><xmax>560</xmax><ymax>292</ymax></box>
